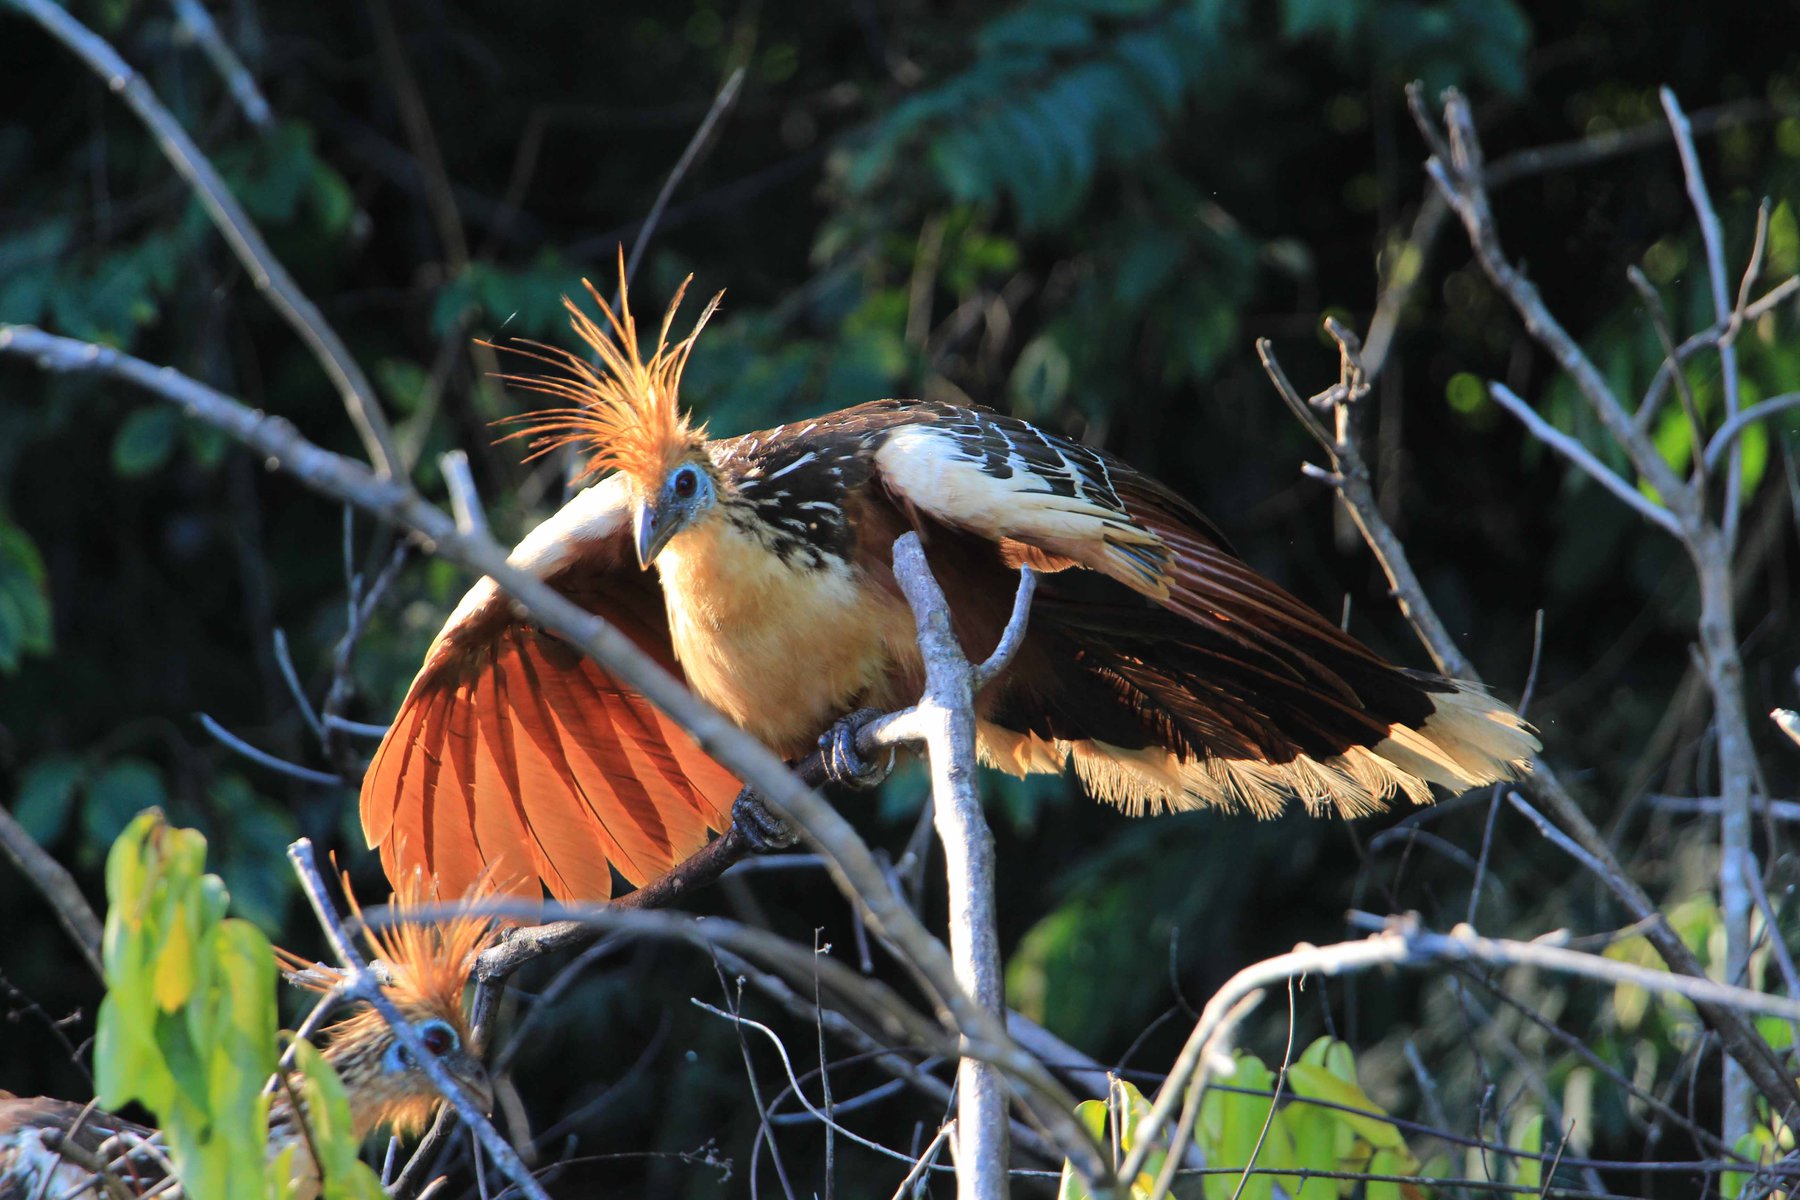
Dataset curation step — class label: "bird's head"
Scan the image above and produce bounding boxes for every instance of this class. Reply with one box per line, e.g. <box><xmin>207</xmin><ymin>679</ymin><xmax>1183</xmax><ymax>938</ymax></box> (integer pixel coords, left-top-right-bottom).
<box><xmin>317</xmin><ymin>992</ymin><xmax>492</xmax><ymax>1139</ymax></box>
<box><xmin>498</xmin><ymin>250</ymin><xmax>725</xmax><ymax>568</ymax></box>
<box><xmin>282</xmin><ymin>870</ymin><xmax>499</xmax><ymax>1139</ymax></box>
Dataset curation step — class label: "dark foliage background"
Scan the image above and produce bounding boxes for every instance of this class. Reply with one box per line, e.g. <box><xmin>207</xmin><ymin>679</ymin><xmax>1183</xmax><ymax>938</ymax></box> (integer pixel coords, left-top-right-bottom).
<box><xmin>2</xmin><ymin>0</ymin><xmax>1798</xmax><ymax>1195</ymax></box>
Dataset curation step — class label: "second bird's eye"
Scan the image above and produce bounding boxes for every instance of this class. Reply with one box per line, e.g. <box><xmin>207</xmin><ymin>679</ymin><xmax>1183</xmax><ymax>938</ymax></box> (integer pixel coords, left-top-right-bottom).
<box><xmin>420</xmin><ymin>1021</ymin><xmax>458</xmax><ymax>1057</ymax></box>
<box><xmin>673</xmin><ymin>468</ymin><xmax>698</xmax><ymax>498</ymax></box>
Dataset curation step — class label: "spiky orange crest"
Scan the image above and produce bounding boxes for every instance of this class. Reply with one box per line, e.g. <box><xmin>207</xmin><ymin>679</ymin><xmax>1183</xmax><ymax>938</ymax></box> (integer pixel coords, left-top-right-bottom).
<box><xmin>497</xmin><ymin>250</ymin><xmax>721</xmax><ymax>491</ymax></box>
<box><xmin>282</xmin><ymin>868</ymin><xmax>499</xmax><ymax>1057</ymax></box>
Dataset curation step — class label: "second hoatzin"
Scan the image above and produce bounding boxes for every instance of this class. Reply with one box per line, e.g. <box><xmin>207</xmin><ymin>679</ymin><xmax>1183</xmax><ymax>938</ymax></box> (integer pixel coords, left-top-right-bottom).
<box><xmin>361</xmin><ymin>269</ymin><xmax>1537</xmax><ymax>902</ymax></box>
<box><xmin>0</xmin><ymin>875</ymin><xmax>495</xmax><ymax>1200</ymax></box>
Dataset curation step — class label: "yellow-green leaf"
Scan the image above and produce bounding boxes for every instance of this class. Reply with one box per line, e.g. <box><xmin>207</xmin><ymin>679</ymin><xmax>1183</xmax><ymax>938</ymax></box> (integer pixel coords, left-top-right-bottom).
<box><xmin>1285</xmin><ymin>1063</ymin><xmax>1405</xmax><ymax>1150</ymax></box>
<box><xmin>1366</xmin><ymin>1148</ymin><xmax>1409</xmax><ymax>1200</ymax></box>
<box><xmin>1510</xmin><ymin>1111</ymin><xmax>1544</xmax><ymax>1189</ymax></box>
<box><xmin>153</xmin><ymin>910</ymin><xmax>197</xmax><ymax>1010</ymax></box>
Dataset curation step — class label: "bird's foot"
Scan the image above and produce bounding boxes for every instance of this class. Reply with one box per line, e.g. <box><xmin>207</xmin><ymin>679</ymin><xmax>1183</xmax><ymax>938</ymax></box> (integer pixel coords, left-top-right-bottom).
<box><xmin>819</xmin><ymin>708</ymin><xmax>894</xmax><ymax>789</ymax></box>
<box><xmin>731</xmin><ymin>786</ymin><xmax>798</xmax><ymax>853</ymax></box>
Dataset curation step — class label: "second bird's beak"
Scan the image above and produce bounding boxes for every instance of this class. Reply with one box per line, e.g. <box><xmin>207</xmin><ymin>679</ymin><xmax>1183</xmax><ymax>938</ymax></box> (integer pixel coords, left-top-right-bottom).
<box><xmin>451</xmin><ymin>1059</ymin><xmax>496</xmax><ymax>1115</ymax></box>
<box><xmin>634</xmin><ymin>501</ymin><xmax>679</xmax><ymax>569</ymax></box>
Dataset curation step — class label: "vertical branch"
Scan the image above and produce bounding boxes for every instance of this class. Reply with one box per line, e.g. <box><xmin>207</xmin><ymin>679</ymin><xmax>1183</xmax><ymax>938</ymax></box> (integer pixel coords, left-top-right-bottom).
<box><xmin>1694</xmin><ymin>516</ymin><xmax>1759</xmax><ymax>1146</ymax></box>
<box><xmin>1411</xmin><ymin>85</ymin><xmax>1789</xmax><ymax>1143</ymax></box>
<box><xmin>874</xmin><ymin>533</ymin><xmax>1035</xmax><ymax>1200</ymax></box>
<box><xmin>1660</xmin><ymin>88</ymin><xmax>1742</xmax><ymax>545</ymax></box>
<box><xmin>1661</xmin><ymin>86</ymin><xmax>1758</xmax><ymax>1149</ymax></box>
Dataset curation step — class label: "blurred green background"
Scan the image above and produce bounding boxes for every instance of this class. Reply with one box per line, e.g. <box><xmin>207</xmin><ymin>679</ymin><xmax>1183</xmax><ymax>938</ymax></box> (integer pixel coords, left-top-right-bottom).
<box><xmin>2</xmin><ymin>0</ymin><xmax>1798</xmax><ymax>1194</ymax></box>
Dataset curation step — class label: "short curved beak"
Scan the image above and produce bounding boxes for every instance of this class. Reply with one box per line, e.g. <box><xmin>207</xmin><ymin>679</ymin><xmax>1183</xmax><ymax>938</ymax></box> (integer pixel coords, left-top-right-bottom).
<box><xmin>633</xmin><ymin>501</ymin><xmax>678</xmax><ymax>569</ymax></box>
<box><xmin>450</xmin><ymin>1060</ymin><xmax>496</xmax><ymax>1115</ymax></box>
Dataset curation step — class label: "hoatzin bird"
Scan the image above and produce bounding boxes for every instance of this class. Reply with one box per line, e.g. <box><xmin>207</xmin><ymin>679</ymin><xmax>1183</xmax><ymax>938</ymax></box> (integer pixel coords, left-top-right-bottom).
<box><xmin>0</xmin><ymin>878</ymin><xmax>495</xmax><ymax>1200</ymax></box>
<box><xmin>360</xmin><ymin>268</ymin><xmax>1537</xmax><ymax>903</ymax></box>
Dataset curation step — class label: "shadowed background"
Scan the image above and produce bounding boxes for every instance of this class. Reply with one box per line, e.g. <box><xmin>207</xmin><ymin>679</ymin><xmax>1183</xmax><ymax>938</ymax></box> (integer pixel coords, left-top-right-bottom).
<box><xmin>1</xmin><ymin>0</ymin><xmax>1798</xmax><ymax>1194</ymax></box>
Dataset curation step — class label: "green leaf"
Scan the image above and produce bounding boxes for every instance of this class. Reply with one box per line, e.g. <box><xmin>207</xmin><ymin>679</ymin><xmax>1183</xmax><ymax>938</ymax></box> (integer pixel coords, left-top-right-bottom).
<box><xmin>13</xmin><ymin>755</ymin><xmax>82</xmax><ymax>844</ymax></box>
<box><xmin>1280</xmin><ymin>0</ymin><xmax>1361</xmax><ymax>44</ymax></box>
<box><xmin>1198</xmin><ymin>1054</ymin><xmax>1289</xmax><ymax>1200</ymax></box>
<box><xmin>1297</xmin><ymin>1035</ymin><xmax>1358</xmax><ymax>1084</ymax></box>
<box><xmin>96</xmin><ymin>812</ymin><xmax>286</xmax><ymax>1200</ymax></box>
<box><xmin>1285</xmin><ymin>1062</ymin><xmax>1404</xmax><ymax>1149</ymax></box>
<box><xmin>112</xmin><ymin>406</ymin><xmax>180</xmax><ymax>477</ymax></box>
<box><xmin>1768</xmin><ymin>199</ymin><xmax>1799</xmax><ymax>278</ymax></box>
<box><xmin>309</xmin><ymin>163</ymin><xmax>355</xmax><ymax>237</ymax></box>
<box><xmin>1279</xmin><ymin>1096</ymin><xmax>1341</xmax><ymax>1184</ymax></box>
<box><xmin>83</xmin><ymin>758</ymin><xmax>167</xmax><ymax>850</ymax></box>
<box><xmin>0</xmin><ymin>520</ymin><xmax>52</xmax><ymax>672</ymax></box>
<box><xmin>1726</xmin><ymin>1126</ymin><xmax>1778</xmax><ymax>1199</ymax></box>
<box><xmin>284</xmin><ymin>1039</ymin><xmax>387</xmax><ymax>1200</ymax></box>
<box><xmin>1366</xmin><ymin>1147</ymin><xmax>1408</xmax><ymax>1200</ymax></box>
<box><xmin>1059</xmin><ymin>1099</ymin><xmax>1113</xmax><ymax>1200</ymax></box>
<box><xmin>1510</xmin><ymin>1111</ymin><xmax>1545</xmax><ymax>1189</ymax></box>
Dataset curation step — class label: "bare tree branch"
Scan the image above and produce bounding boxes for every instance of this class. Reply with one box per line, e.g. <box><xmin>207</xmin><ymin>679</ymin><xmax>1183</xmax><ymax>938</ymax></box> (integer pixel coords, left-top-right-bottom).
<box><xmin>1660</xmin><ymin>88</ymin><xmax>1743</xmax><ymax>547</ymax></box>
<box><xmin>288</xmin><ymin>839</ymin><xmax>552</xmax><ymax>1200</ymax></box>
<box><xmin>4</xmin><ymin>0</ymin><xmax>403</xmax><ymax>479</ymax></box>
<box><xmin>1120</xmin><ymin>914</ymin><xmax>1800</xmax><ymax>1187</ymax></box>
<box><xmin>0</xmin><ymin>804</ymin><xmax>104</xmax><ymax>977</ymax></box>
<box><xmin>1705</xmin><ymin>392</ymin><xmax>1800</xmax><ymax>474</ymax></box>
<box><xmin>0</xmin><ymin>323</ymin><xmax>1114</xmax><ymax>1189</ymax></box>
<box><xmin>1485</xmin><ymin>382</ymin><xmax>1682</xmax><ymax>535</ymax></box>
<box><xmin>1257</xmin><ymin>302</ymin><xmax>1800</xmax><ymax>1122</ymax></box>
<box><xmin>871</xmin><ymin>534</ymin><xmax>1029</xmax><ymax>1200</ymax></box>
<box><xmin>166</xmin><ymin>0</ymin><xmax>272</xmax><ymax>130</ymax></box>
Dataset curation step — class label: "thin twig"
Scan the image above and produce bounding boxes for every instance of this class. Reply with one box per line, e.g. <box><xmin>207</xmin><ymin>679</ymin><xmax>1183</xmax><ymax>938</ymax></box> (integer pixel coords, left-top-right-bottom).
<box><xmin>1287</xmin><ymin>88</ymin><xmax>1800</xmax><ymax>1125</ymax></box>
<box><xmin>1659</xmin><ymin>85</ymin><xmax>1760</xmax><ymax>1148</ymax></box>
<box><xmin>441</xmin><ymin>450</ymin><xmax>489</xmax><ymax>540</ymax></box>
<box><xmin>1123</xmin><ymin>913</ymin><xmax>1800</xmax><ymax>1193</ymax></box>
<box><xmin>1637</xmin><ymin>275</ymin><xmax>1800</xmax><ymax>432</ymax></box>
<box><xmin>0</xmin><ymin>804</ymin><xmax>104</xmax><ymax>977</ymax></box>
<box><xmin>1704</xmin><ymin>392</ymin><xmax>1800</xmax><ymax>474</ymax></box>
<box><xmin>5</xmin><ymin>0</ymin><xmax>403</xmax><ymax>479</ymax></box>
<box><xmin>891</xmin><ymin>1121</ymin><xmax>955</xmax><ymax>1199</ymax></box>
<box><xmin>1742</xmin><ymin>851</ymin><xmax>1800</xmax><ymax>1052</ymax></box>
<box><xmin>1485</xmin><ymin>383</ymin><xmax>1681</xmax><ymax>535</ymax></box>
<box><xmin>1626</xmin><ymin>266</ymin><xmax>1707</xmax><ymax>489</ymax></box>
<box><xmin>1660</xmin><ymin>88</ymin><xmax>1742</xmax><ymax>545</ymax></box>
<box><xmin>271</xmin><ymin>629</ymin><xmax>326</xmax><ymax>740</ymax></box>
<box><xmin>166</xmin><ymin>0</ymin><xmax>272</xmax><ymax>129</ymax></box>
<box><xmin>1422</xmin><ymin>89</ymin><xmax>1692</xmax><ymax>520</ymax></box>
<box><xmin>195</xmin><ymin>712</ymin><xmax>346</xmax><ymax>786</ymax></box>
<box><xmin>621</xmin><ymin>68</ymin><xmax>746</xmax><ymax>291</ymax></box>
<box><xmin>693</xmin><ymin>998</ymin><xmax>960</xmax><ymax>1172</ymax></box>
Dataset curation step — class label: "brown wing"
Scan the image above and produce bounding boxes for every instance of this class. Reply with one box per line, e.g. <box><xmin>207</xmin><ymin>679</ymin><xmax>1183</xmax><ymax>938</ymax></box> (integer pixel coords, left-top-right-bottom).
<box><xmin>360</xmin><ymin>477</ymin><xmax>739</xmax><ymax>902</ymax></box>
<box><xmin>867</xmin><ymin>402</ymin><xmax>1536</xmax><ymax>817</ymax></box>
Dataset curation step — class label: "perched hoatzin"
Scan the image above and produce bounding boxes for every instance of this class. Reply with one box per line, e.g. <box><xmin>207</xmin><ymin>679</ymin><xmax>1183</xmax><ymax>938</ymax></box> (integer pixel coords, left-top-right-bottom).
<box><xmin>0</xmin><ymin>878</ymin><xmax>495</xmax><ymax>1200</ymax></box>
<box><xmin>360</xmin><ymin>269</ymin><xmax>1537</xmax><ymax>903</ymax></box>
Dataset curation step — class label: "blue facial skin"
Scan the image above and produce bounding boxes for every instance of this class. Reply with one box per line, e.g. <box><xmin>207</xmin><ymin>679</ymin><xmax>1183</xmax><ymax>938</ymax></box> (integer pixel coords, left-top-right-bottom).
<box><xmin>382</xmin><ymin>1018</ymin><xmax>460</xmax><ymax>1073</ymax></box>
<box><xmin>634</xmin><ymin>463</ymin><xmax>715</xmax><ymax>567</ymax></box>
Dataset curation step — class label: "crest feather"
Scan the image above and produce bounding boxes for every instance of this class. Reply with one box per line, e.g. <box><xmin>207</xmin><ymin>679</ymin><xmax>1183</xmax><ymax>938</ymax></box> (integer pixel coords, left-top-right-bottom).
<box><xmin>497</xmin><ymin>248</ymin><xmax>720</xmax><ymax>489</ymax></box>
<box><xmin>279</xmin><ymin>867</ymin><xmax>499</xmax><ymax>1053</ymax></box>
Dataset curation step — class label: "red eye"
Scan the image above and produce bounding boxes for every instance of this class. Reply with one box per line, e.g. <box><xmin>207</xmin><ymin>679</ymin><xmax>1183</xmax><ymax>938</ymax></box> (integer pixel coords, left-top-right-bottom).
<box><xmin>421</xmin><ymin>1023</ymin><xmax>457</xmax><ymax>1057</ymax></box>
<box><xmin>673</xmin><ymin>469</ymin><xmax>697</xmax><ymax>497</ymax></box>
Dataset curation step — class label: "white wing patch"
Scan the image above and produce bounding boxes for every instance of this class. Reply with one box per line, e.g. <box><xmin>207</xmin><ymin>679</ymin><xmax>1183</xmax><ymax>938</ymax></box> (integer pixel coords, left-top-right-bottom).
<box><xmin>875</xmin><ymin>424</ymin><xmax>1171</xmax><ymax>596</ymax></box>
<box><xmin>441</xmin><ymin>474</ymin><xmax>635</xmax><ymax>631</ymax></box>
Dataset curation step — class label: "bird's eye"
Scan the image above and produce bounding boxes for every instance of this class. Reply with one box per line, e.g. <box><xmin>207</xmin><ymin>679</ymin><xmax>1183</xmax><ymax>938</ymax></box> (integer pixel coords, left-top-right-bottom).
<box><xmin>420</xmin><ymin>1020</ymin><xmax>459</xmax><ymax>1057</ymax></box>
<box><xmin>672</xmin><ymin>467</ymin><xmax>698</xmax><ymax>498</ymax></box>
